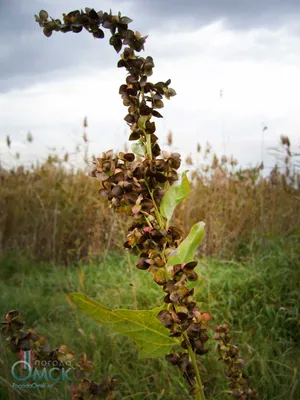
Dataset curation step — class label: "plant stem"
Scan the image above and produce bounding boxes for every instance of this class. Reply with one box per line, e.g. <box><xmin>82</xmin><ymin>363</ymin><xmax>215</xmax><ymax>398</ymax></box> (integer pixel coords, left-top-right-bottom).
<box><xmin>148</xmin><ymin>183</ymin><xmax>205</xmax><ymax>400</ymax></box>
<box><xmin>144</xmin><ymin>180</ymin><xmax>164</xmax><ymax>228</ymax></box>
<box><xmin>183</xmin><ymin>332</ymin><xmax>205</xmax><ymax>400</ymax></box>
<box><xmin>140</xmin><ymin>86</ymin><xmax>152</xmax><ymax>161</ymax></box>
<box><xmin>126</xmin><ymin>251</ymin><xmax>138</xmax><ymax>310</ymax></box>
<box><xmin>144</xmin><ymin>215</ymin><xmax>153</xmax><ymax>228</ymax></box>
<box><xmin>146</xmin><ymin>133</ymin><xmax>152</xmax><ymax>160</ymax></box>
<box><xmin>143</xmin><ymin>117</ymin><xmax>204</xmax><ymax>399</ymax></box>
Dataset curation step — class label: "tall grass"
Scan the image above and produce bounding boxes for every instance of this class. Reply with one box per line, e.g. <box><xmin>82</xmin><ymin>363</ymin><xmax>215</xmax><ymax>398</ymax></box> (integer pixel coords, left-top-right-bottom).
<box><xmin>181</xmin><ymin>160</ymin><xmax>300</xmax><ymax>259</ymax></box>
<box><xmin>0</xmin><ymin>134</ymin><xmax>299</xmax><ymax>264</ymax></box>
<box><xmin>0</xmin><ymin>162</ymin><xmax>126</xmax><ymax>264</ymax></box>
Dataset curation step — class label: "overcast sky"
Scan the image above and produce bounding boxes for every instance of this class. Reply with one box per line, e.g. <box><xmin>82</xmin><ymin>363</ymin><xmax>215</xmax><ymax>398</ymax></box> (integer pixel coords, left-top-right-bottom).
<box><xmin>1</xmin><ymin>0</ymin><xmax>300</xmax><ymax>171</ymax></box>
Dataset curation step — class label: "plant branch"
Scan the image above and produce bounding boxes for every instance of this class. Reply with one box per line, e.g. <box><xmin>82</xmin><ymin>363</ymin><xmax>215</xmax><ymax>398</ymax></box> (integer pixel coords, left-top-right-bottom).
<box><xmin>148</xmin><ymin>177</ymin><xmax>206</xmax><ymax>400</ymax></box>
<box><xmin>146</xmin><ymin>133</ymin><xmax>153</xmax><ymax>160</ymax></box>
<box><xmin>183</xmin><ymin>332</ymin><xmax>205</xmax><ymax>400</ymax></box>
<box><xmin>126</xmin><ymin>251</ymin><xmax>138</xmax><ymax>310</ymax></box>
<box><xmin>144</xmin><ymin>180</ymin><xmax>164</xmax><ymax>228</ymax></box>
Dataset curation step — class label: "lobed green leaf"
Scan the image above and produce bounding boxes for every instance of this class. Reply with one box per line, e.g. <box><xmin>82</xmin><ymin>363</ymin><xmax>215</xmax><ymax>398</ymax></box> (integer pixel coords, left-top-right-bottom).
<box><xmin>69</xmin><ymin>293</ymin><xmax>178</xmax><ymax>359</ymax></box>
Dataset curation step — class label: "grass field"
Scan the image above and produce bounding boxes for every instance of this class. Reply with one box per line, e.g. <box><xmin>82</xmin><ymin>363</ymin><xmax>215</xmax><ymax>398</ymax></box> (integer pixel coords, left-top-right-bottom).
<box><xmin>0</xmin><ymin>236</ymin><xmax>299</xmax><ymax>399</ymax></box>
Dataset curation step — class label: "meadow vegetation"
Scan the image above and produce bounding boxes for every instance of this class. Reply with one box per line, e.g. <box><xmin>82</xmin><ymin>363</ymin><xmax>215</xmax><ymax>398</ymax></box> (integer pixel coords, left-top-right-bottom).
<box><xmin>0</xmin><ymin>236</ymin><xmax>299</xmax><ymax>399</ymax></box>
<box><xmin>0</xmin><ymin>133</ymin><xmax>299</xmax><ymax>399</ymax></box>
<box><xmin>1</xmin><ymin>133</ymin><xmax>299</xmax><ymax>265</ymax></box>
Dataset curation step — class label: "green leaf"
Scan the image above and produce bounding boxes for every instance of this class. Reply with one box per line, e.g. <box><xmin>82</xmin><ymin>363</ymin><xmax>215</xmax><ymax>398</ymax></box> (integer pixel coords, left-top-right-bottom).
<box><xmin>160</xmin><ymin>171</ymin><xmax>190</xmax><ymax>222</ymax></box>
<box><xmin>167</xmin><ymin>221</ymin><xmax>205</xmax><ymax>266</ymax></box>
<box><xmin>132</xmin><ymin>141</ymin><xmax>146</xmax><ymax>157</ymax></box>
<box><xmin>69</xmin><ymin>293</ymin><xmax>178</xmax><ymax>359</ymax></box>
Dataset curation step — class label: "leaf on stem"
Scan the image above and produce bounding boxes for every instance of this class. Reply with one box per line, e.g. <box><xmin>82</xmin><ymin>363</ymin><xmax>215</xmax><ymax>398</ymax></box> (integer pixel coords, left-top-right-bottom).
<box><xmin>160</xmin><ymin>171</ymin><xmax>190</xmax><ymax>222</ymax></box>
<box><xmin>132</xmin><ymin>141</ymin><xmax>146</xmax><ymax>157</ymax></box>
<box><xmin>167</xmin><ymin>221</ymin><xmax>205</xmax><ymax>266</ymax></box>
<box><xmin>69</xmin><ymin>293</ymin><xmax>178</xmax><ymax>359</ymax></box>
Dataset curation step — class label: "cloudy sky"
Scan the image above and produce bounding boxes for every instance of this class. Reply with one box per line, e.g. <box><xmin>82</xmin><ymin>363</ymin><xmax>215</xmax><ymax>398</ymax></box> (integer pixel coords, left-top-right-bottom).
<box><xmin>1</xmin><ymin>0</ymin><xmax>300</xmax><ymax>171</ymax></box>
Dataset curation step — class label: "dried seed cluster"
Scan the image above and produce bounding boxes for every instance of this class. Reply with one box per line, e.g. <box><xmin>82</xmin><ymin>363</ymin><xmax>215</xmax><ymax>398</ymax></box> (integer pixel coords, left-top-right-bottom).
<box><xmin>34</xmin><ymin>8</ymin><xmax>176</xmax><ymax>158</ymax></box>
<box><xmin>90</xmin><ymin>150</ymin><xmax>180</xmax><ymax>212</ymax></box>
<box><xmin>71</xmin><ymin>376</ymin><xmax>117</xmax><ymax>400</ymax></box>
<box><xmin>90</xmin><ymin>147</ymin><xmax>211</xmax><ymax>393</ymax></box>
<box><xmin>2</xmin><ymin>310</ymin><xmax>116</xmax><ymax>399</ymax></box>
<box><xmin>214</xmin><ymin>324</ymin><xmax>258</xmax><ymax>399</ymax></box>
<box><xmin>166</xmin><ymin>352</ymin><xmax>197</xmax><ymax>393</ymax></box>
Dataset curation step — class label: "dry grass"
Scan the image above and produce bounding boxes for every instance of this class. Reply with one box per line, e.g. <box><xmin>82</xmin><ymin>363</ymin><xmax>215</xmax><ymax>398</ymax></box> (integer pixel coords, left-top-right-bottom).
<box><xmin>0</xmin><ymin>162</ymin><xmax>125</xmax><ymax>264</ymax></box>
<box><xmin>0</xmin><ymin>134</ymin><xmax>299</xmax><ymax>264</ymax></box>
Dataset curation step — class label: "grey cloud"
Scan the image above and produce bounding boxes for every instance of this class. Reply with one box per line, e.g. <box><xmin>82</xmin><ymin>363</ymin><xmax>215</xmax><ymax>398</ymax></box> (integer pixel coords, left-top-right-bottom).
<box><xmin>134</xmin><ymin>0</ymin><xmax>300</xmax><ymax>30</ymax></box>
<box><xmin>0</xmin><ymin>0</ymin><xmax>134</xmax><ymax>92</ymax></box>
<box><xmin>1</xmin><ymin>0</ymin><xmax>300</xmax><ymax>93</ymax></box>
